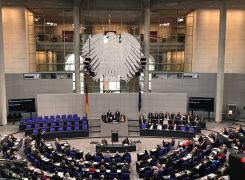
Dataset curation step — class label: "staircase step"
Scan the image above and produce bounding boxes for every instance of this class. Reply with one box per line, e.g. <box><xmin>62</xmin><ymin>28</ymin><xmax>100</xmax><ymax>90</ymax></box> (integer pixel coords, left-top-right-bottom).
<box><xmin>89</xmin><ymin>126</ymin><xmax>101</xmax><ymax>132</ymax></box>
<box><xmin>89</xmin><ymin>132</ymin><xmax>101</xmax><ymax>137</ymax></box>
<box><xmin>128</xmin><ymin>132</ymin><xmax>140</xmax><ymax>136</ymax></box>
<box><xmin>129</xmin><ymin>127</ymin><xmax>139</xmax><ymax>131</ymax></box>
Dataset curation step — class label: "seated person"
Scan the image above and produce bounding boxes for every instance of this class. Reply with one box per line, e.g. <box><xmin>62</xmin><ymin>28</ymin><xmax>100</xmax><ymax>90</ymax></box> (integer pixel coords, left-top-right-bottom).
<box><xmin>173</xmin><ymin>124</ymin><xmax>177</xmax><ymax>131</ymax></box>
<box><xmin>228</xmin><ymin>132</ymin><xmax>235</xmax><ymax>139</ymax></box>
<box><xmin>159</xmin><ymin>113</ymin><xmax>164</xmax><ymax>120</ymax></box>
<box><xmin>163</xmin><ymin>118</ymin><xmax>169</xmax><ymax>125</ymax></box>
<box><xmin>101</xmin><ymin>139</ymin><xmax>108</xmax><ymax>146</ymax></box>
<box><xmin>186</xmin><ymin>120</ymin><xmax>191</xmax><ymax>127</ymax></box>
<box><xmin>172</xmin><ymin>119</ymin><xmax>176</xmax><ymax>125</ymax></box>
<box><xmin>179</xmin><ymin>120</ymin><xmax>184</xmax><ymax>125</ymax></box>
<box><xmin>157</xmin><ymin>123</ymin><xmax>162</xmax><ymax>130</ymax></box>
<box><xmin>236</xmin><ymin>125</ymin><xmax>243</xmax><ymax>133</ymax></box>
<box><xmin>208</xmin><ymin>131</ymin><xmax>215</xmax><ymax>140</ymax></box>
<box><xmin>166</xmin><ymin>113</ymin><xmax>170</xmax><ymax>120</ymax></box>
<box><xmin>183</xmin><ymin>138</ymin><xmax>191</xmax><ymax>147</ymax></box>
<box><xmin>104</xmin><ymin>150</ymin><xmax>111</xmax><ymax>157</ymax></box>
<box><xmin>110</xmin><ymin>165</ymin><xmax>117</xmax><ymax>173</ymax></box>
<box><xmin>148</xmin><ymin>119</ymin><xmax>152</xmax><ymax>125</ymax></box>
<box><xmin>176</xmin><ymin>112</ymin><xmax>181</xmax><ymax>120</ymax></box>
<box><xmin>221</xmin><ymin>127</ymin><xmax>228</xmax><ymax>135</ymax></box>
<box><xmin>153</xmin><ymin>113</ymin><xmax>157</xmax><ymax>119</ymax></box>
<box><xmin>186</xmin><ymin>140</ymin><xmax>193</xmax><ymax>151</ymax></box>
<box><xmin>187</xmin><ymin>116</ymin><xmax>190</xmax><ymax>121</ymax></box>
<box><xmin>171</xmin><ymin>112</ymin><xmax>175</xmax><ymax>119</ymax></box>
<box><xmin>149</xmin><ymin>123</ymin><xmax>154</xmax><ymax>130</ymax></box>
<box><xmin>219</xmin><ymin>150</ymin><xmax>225</xmax><ymax>159</ymax></box>
<box><xmin>101</xmin><ymin>114</ymin><xmax>106</xmax><ymax>122</ymax></box>
<box><xmin>200</xmin><ymin>117</ymin><xmax>205</xmax><ymax>122</ymax></box>
<box><xmin>123</xmin><ymin>138</ymin><xmax>129</xmax><ymax>145</ymax></box>
<box><xmin>194</xmin><ymin>120</ymin><xmax>199</xmax><ymax>126</ymax></box>
<box><xmin>104</xmin><ymin>117</ymin><xmax>109</xmax><ymax>123</ymax></box>
<box><xmin>119</xmin><ymin>115</ymin><xmax>125</xmax><ymax>123</ymax></box>
<box><xmin>121</xmin><ymin>113</ymin><xmax>125</xmax><ymax>119</ymax></box>
<box><xmin>121</xmin><ymin>165</ymin><xmax>129</xmax><ymax>173</ymax></box>
<box><xmin>155</xmin><ymin>111</ymin><xmax>159</xmax><ymax>119</ymax></box>
<box><xmin>114</xmin><ymin>151</ymin><xmax>121</xmax><ymax>158</ymax></box>
<box><xmin>165</xmin><ymin>124</ymin><xmax>170</xmax><ymax>130</ymax></box>
<box><xmin>157</xmin><ymin>119</ymin><xmax>161</xmax><ymax>125</ymax></box>
<box><xmin>110</xmin><ymin>159</ymin><xmax>117</xmax><ymax>167</ymax></box>
<box><xmin>139</xmin><ymin>117</ymin><xmax>145</xmax><ymax>125</ymax></box>
<box><xmin>122</xmin><ymin>149</ymin><xmax>130</xmax><ymax>160</ymax></box>
<box><xmin>112</xmin><ymin>114</ymin><xmax>118</xmax><ymax>122</ymax></box>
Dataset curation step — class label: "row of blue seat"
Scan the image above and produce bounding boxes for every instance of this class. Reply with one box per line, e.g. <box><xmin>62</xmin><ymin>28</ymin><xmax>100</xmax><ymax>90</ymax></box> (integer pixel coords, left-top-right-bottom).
<box><xmin>32</xmin><ymin>125</ymin><xmax>88</xmax><ymax>133</ymax></box>
<box><xmin>26</xmin><ymin>121</ymin><xmax>87</xmax><ymax>128</ymax></box>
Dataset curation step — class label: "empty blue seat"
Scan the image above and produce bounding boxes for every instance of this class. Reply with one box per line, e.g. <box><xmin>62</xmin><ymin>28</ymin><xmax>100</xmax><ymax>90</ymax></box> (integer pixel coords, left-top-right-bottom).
<box><xmin>59</xmin><ymin>122</ymin><xmax>64</xmax><ymax>126</ymax></box>
<box><xmin>70</xmin><ymin>151</ymin><xmax>75</xmax><ymax>157</ymax></box>
<box><xmin>56</xmin><ymin>118</ymin><xmax>60</xmax><ymax>121</ymax></box>
<box><xmin>32</xmin><ymin>117</ymin><xmax>37</xmax><ymax>121</ymax></box>
<box><xmin>44</xmin><ymin>116</ymin><xmax>49</xmax><ymax>120</ymax></box>
<box><xmin>56</xmin><ymin>115</ymin><xmax>60</xmax><ymax>118</ymax></box>
<box><xmin>50</xmin><ymin>128</ymin><xmax>55</xmax><ymax>132</ymax></box>
<box><xmin>104</xmin><ymin>157</ymin><xmax>111</xmax><ymax>162</ymax></box>
<box><xmin>38</xmin><ymin>116</ymin><xmax>42</xmax><ymax>120</ymax></box>
<box><xmin>20</xmin><ymin>121</ymin><xmax>25</xmax><ymax>124</ymax></box>
<box><xmin>82</xmin><ymin>121</ymin><xmax>87</xmax><ymax>124</ymax></box>
<box><xmin>205</xmin><ymin>167</ymin><xmax>210</xmax><ymax>175</ymax></box>
<box><xmin>192</xmin><ymin>174</ymin><xmax>198</xmax><ymax>179</ymax></box>
<box><xmin>144</xmin><ymin>155</ymin><xmax>150</xmax><ymax>160</ymax></box>
<box><xmin>67</xmin><ymin>122</ymin><xmax>71</xmax><ymax>125</ymax></box>
<box><xmin>51</xmin><ymin>123</ymin><xmax>56</xmax><ymax>126</ymax></box>
<box><xmin>50</xmin><ymin>154</ymin><xmax>53</xmax><ymax>159</ymax></box>
<box><xmin>26</xmin><ymin>125</ymin><xmax>31</xmax><ymax>129</ymax></box>
<box><xmin>143</xmin><ymin>170</ymin><xmax>152</xmax><ymax>179</ymax></box>
<box><xmin>115</xmin><ymin>158</ymin><xmax>121</xmax><ymax>163</ymax></box>
<box><xmin>73</xmin><ymin>114</ymin><xmax>77</xmax><ymax>118</ymax></box>
<box><xmin>83</xmin><ymin>125</ymin><xmax>88</xmax><ymax>130</ymax></box>
<box><xmin>181</xmin><ymin>127</ymin><xmax>186</xmax><ymax>131</ymax></box>
<box><xmin>56</xmin><ymin>167</ymin><xmax>63</xmax><ymax>172</ymax></box>
<box><xmin>43</xmin><ymin>123</ymin><xmax>47</xmax><ymax>127</ymax></box>
<box><xmin>125</xmin><ymin>156</ymin><xmax>131</xmax><ymax>164</ymax></box>
<box><xmin>76</xmin><ymin>117</ymin><xmax>80</xmax><ymax>120</ymax></box>
<box><xmin>141</xmin><ymin>124</ymin><xmax>146</xmax><ymax>129</ymax></box>
<box><xmin>82</xmin><ymin>117</ymin><xmax>87</xmax><ymax>120</ymax></box>
<box><xmin>66</xmin><ymin>127</ymin><xmax>72</xmax><ymax>131</ymax></box>
<box><xmin>36</xmin><ymin>160</ymin><xmax>45</xmax><ymax>168</ymax></box>
<box><xmin>165</xmin><ymin>167</ymin><xmax>172</xmax><ymax>175</ymax></box>
<box><xmin>26</xmin><ymin>117</ymin><xmax>30</xmax><ymax>121</ymax></box>
<box><xmin>62</xmin><ymin>115</ymin><xmax>67</xmax><ymax>120</ymax></box>
<box><xmin>50</xmin><ymin>115</ymin><xmax>54</xmax><ymax>119</ymax></box>
<box><xmin>151</xmin><ymin>161</ymin><xmax>157</xmax><ymax>166</ymax></box>
<box><xmin>26</xmin><ymin>120</ymin><xmax>32</xmax><ymax>124</ymax></box>
<box><xmin>156</xmin><ymin>170</ymin><xmax>164</xmax><ymax>179</ymax></box>
<box><xmin>58</xmin><ymin>127</ymin><xmax>63</xmax><ymax>131</ymax></box>
<box><xmin>42</xmin><ymin>129</ymin><xmax>46</xmax><ymax>132</ymax></box>
<box><xmin>33</xmin><ymin>129</ymin><xmax>38</xmax><ymax>134</ymax></box>
<box><xmin>210</xmin><ymin>164</ymin><xmax>215</xmax><ymax>173</ymax></box>
<box><xmin>75</xmin><ymin>121</ymin><xmax>79</xmax><ymax>125</ymax></box>
<box><xmin>189</xmin><ymin>127</ymin><xmax>194</xmax><ymax>131</ymax></box>
<box><xmin>74</xmin><ymin>126</ymin><xmax>80</xmax><ymax>130</ymax></box>
<box><xmin>94</xmin><ymin>156</ymin><xmax>101</xmax><ymax>162</ymax></box>
<box><xmin>31</xmin><ymin>156</ymin><xmax>35</xmax><ymax>165</ymax></box>
<box><xmin>49</xmin><ymin>118</ymin><xmax>54</xmax><ymax>122</ymax></box>
<box><xmin>68</xmin><ymin>114</ymin><xmax>72</xmax><ymax>118</ymax></box>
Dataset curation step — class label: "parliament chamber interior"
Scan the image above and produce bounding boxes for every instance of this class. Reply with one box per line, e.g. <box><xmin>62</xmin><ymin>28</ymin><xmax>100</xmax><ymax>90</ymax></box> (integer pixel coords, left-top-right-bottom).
<box><xmin>0</xmin><ymin>0</ymin><xmax>245</xmax><ymax>180</ymax></box>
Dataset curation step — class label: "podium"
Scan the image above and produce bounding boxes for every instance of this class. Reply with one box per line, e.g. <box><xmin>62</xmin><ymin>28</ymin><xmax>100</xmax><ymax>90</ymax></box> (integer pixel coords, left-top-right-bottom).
<box><xmin>111</xmin><ymin>130</ymin><xmax>118</xmax><ymax>142</ymax></box>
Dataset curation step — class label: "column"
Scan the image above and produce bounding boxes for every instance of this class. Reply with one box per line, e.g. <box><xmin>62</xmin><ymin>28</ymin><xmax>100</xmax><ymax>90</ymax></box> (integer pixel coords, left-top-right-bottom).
<box><xmin>215</xmin><ymin>0</ymin><xmax>227</xmax><ymax>123</ymax></box>
<box><xmin>144</xmin><ymin>7</ymin><xmax>150</xmax><ymax>93</ymax></box>
<box><xmin>73</xmin><ymin>6</ymin><xmax>81</xmax><ymax>93</ymax></box>
<box><xmin>0</xmin><ymin>0</ymin><xmax>7</xmax><ymax>125</ymax></box>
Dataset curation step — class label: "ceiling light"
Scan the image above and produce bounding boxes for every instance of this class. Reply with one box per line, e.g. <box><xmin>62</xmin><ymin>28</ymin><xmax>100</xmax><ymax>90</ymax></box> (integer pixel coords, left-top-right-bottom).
<box><xmin>177</xmin><ymin>17</ymin><xmax>184</xmax><ymax>22</ymax></box>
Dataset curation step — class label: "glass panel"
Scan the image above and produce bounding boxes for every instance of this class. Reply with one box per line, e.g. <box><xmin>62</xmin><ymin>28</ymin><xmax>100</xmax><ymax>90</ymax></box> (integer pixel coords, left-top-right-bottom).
<box><xmin>45</xmin><ymin>16</ymin><xmax>64</xmax><ymax>26</ymax></box>
<box><xmin>159</xmin><ymin>10</ymin><xmax>178</xmax><ymax>17</ymax></box>
<box><xmin>44</xmin><ymin>9</ymin><xmax>67</xmax><ymax>16</ymax></box>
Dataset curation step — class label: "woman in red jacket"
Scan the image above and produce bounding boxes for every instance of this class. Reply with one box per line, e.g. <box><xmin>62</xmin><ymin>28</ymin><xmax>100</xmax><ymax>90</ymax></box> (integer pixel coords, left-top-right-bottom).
<box><xmin>89</xmin><ymin>164</ymin><xmax>96</xmax><ymax>172</ymax></box>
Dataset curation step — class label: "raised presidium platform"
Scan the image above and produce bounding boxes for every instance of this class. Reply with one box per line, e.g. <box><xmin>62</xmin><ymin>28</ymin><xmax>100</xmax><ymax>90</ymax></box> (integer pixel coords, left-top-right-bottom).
<box><xmin>140</xmin><ymin>129</ymin><xmax>196</xmax><ymax>138</ymax></box>
<box><xmin>101</xmin><ymin>120</ymin><xmax>128</xmax><ymax>137</ymax></box>
<box><xmin>96</xmin><ymin>143</ymin><xmax>136</xmax><ymax>153</ymax></box>
<box><xmin>32</xmin><ymin>130</ymin><xmax>89</xmax><ymax>140</ymax></box>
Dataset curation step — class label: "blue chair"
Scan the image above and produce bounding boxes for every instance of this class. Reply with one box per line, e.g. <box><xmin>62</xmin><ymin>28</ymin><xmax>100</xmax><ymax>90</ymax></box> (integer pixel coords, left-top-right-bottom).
<box><xmin>143</xmin><ymin>170</ymin><xmax>152</xmax><ymax>179</ymax></box>
<box><xmin>41</xmin><ymin>128</ymin><xmax>46</xmax><ymax>132</ymax></box>
<box><xmin>115</xmin><ymin>158</ymin><xmax>121</xmax><ymax>163</ymax></box>
<box><xmin>110</xmin><ymin>173</ymin><xmax>117</xmax><ymax>180</ymax></box>
<box><xmin>82</xmin><ymin>117</ymin><xmax>87</xmax><ymax>120</ymax></box>
<box><xmin>34</xmin><ymin>124</ymin><xmax>40</xmax><ymax>128</ymax></box>
<box><xmin>210</xmin><ymin>164</ymin><xmax>215</xmax><ymax>173</ymax></box>
<box><xmin>58</xmin><ymin>127</ymin><xmax>63</xmax><ymax>131</ymax></box>
<box><xmin>183</xmin><ymin>178</ymin><xmax>188</xmax><ymax>180</ymax></box>
<box><xmin>171</xmin><ymin>139</ymin><xmax>175</xmax><ymax>147</ymax></box>
<box><xmin>35</xmin><ymin>160</ymin><xmax>45</xmax><ymax>168</ymax></box>
<box><xmin>31</xmin><ymin>156</ymin><xmax>35</xmax><ymax>165</ymax></box>
<box><xmin>189</xmin><ymin>127</ymin><xmax>194</xmax><ymax>131</ymax></box>
<box><xmin>87</xmin><ymin>172</ymin><xmax>94</xmax><ymax>178</ymax></box>
<box><xmin>76</xmin><ymin>117</ymin><xmax>81</xmax><ymax>120</ymax></box>
<box><xmin>65</xmin><ymin>169</ymin><xmax>73</xmax><ymax>177</ymax></box>
<box><xmin>219</xmin><ymin>139</ymin><xmax>222</xmax><ymax>146</ymax></box>
<box><xmin>43</xmin><ymin>123</ymin><xmax>47</xmax><ymax>127</ymax></box>
<box><xmin>20</xmin><ymin>121</ymin><xmax>25</xmax><ymax>124</ymax></box>
<box><xmin>192</xmin><ymin>174</ymin><xmax>198</xmax><ymax>180</ymax></box>
<box><xmin>166</xmin><ymin>167</ymin><xmax>172</xmax><ymax>175</ymax></box>
<box><xmin>56</xmin><ymin>144</ymin><xmax>61</xmax><ymax>151</ymax></box>
<box><xmin>167</xmin><ymin>145</ymin><xmax>171</xmax><ymax>152</ymax></box>
<box><xmin>27</xmin><ymin>154</ymin><xmax>31</xmax><ymax>162</ymax></box>
<box><xmin>75</xmin><ymin>121</ymin><xmax>79</xmax><ymax>125</ymax></box>
<box><xmin>62</xmin><ymin>115</ymin><xmax>67</xmax><ymax>120</ymax></box>
<box><xmin>158</xmin><ymin>149</ymin><xmax>163</xmax><ymax>157</ymax></box>
<box><xmin>56</xmin><ymin>167</ymin><xmax>63</xmax><ymax>172</ymax></box>
<box><xmin>202</xmin><ymin>150</ymin><xmax>205</xmax><ymax>158</ymax></box>
<box><xmin>49</xmin><ymin>118</ymin><xmax>54</xmax><ymax>122</ymax></box>
<box><xmin>70</xmin><ymin>151</ymin><xmax>75</xmax><ymax>157</ymax></box>
<box><xmin>191</xmin><ymin>161</ymin><xmax>197</xmax><ymax>168</ymax></box>
<box><xmin>33</xmin><ymin>129</ymin><xmax>38</xmax><ymax>134</ymax></box>
<box><xmin>56</xmin><ymin>118</ymin><xmax>60</xmax><ymax>121</ymax></box>
<box><xmin>197</xmin><ymin>154</ymin><xmax>202</xmax><ymax>162</ymax></box>
<box><xmin>26</xmin><ymin>117</ymin><xmax>31</xmax><ymax>121</ymax></box>
<box><xmin>222</xmin><ymin>155</ymin><xmax>226</xmax><ymax>163</ymax></box>
<box><xmin>45</xmin><ymin>152</ymin><xmax>50</xmax><ymax>158</ymax></box>
<box><xmin>94</xmin><ymin>156</ymin><xmax>101</xmax><ymax>162</ymax></box>
<box><xmin>26</xmin><ymin>120</ymin><xmax>32</xmax><ymax>124</ymax></box>
<box><xmin>66</xmin><ymin>127</ymin><xmax>72</xmax><ymax>131</ymax></box>
<box><xmin>50</xmin><ymin>128</ymin><xmax>55</xmax><ymax>132</ymax></box>
<box><xmin>50</xmin><ymin>154</ymin><xmax>53</xmax><ymax>159</ymax></box>
<box><xmin>73</xmin><ymin>114</ymin><xmax>77</xmax><ymax>118</ymax></box>
<box><xmin>56</xmin><ymin>115</ymin><xmax>60</xmax><ymax>119</ymax></box>
<box><xmin>68</xmin><ymin>114</ymin><xmax>72</xmax><ymax>118</ymax></box>
<box><xmin>75</xmin><ymin>171</ymin><xmax>83</xmax><ymax>178</ymax></box>
<box><xmin>144</xmin><ymin>154</ymin><xmax>150</xmax><ymax>160</ymax></box>
<box><xmin>50</xmin><ymin>115</ymin><xmax>54</xmax><ymax>119</ymax></box>
<box><xmin>82</xmin><ymin>121</ymin><xmax>87</xmax><ymax>124</ymax></box>
<box><xmin>141</xmin><ymin>124</ymin><xmax>146</xmax><ymax>129</ymax></box>
<box><xmin>151</xmin><ymin>161</ymin><xmax>157</xmax><ymax>166</ymax></box>
<box><xmin>74</xmin><ymin>126</ymin><xmax>80</xmax><ymax>130</ymax></box>
<box><xmin>181</xmin><ymin>127</ymin><xmax>186</xmax><ymax>131</ymax></box>
<box><xmin>59</xmin><ymin>122</ymin><xmax>64</xmax><ymax>126</ymax></box>
<box><xmin>163</xmin><ymin>148</ymin><xmax>167</xmax><ymax>155</ymax></box>
<box><xmin>205</xmin><ymin>167</ymin><xmax>210</xmax><ymax>175</ymax></box>
<box><xmin>122</xmin><ymin>173</ymin><xmax>130</xmax><ymax>180</ymax></box>
<box><xmin>26</xmin><ymin>125</ymin><xmax>31</xmax><ymax>129</ymax></box>
<box><xmin>157</xmin><ymin>170</ymin><xmax>164</xmax><ymax>179</ymax></box>
<box><xmin>104</xmin><ymin>157</ymin><xmax>111</xmax><ymax>162</ymax></box>
<box><xmin>67</xmin><ymin>122</ymin><xmax>72</xmax><ymax>125</ymax></box>
<box><xmin>51</xmin><ymin>123</ymin><xmax>56</xmax><ymax>126</ymax></box>
<box><xmin>83</xmin><ymin>125</ymin><xmax>88</xmax><ymax>130</ymax></box>
<box><xmin>38</xmin><ymin>116</ymin><xmax>42</xmax><ymax>120</ymax></box>
<box><xmin>64</xmin><ymin>150</ymin><xmax>69</xmax><ymax>156</ymax></box>
<box><xmin>125</xmin><ymin>156</ymin><xmax>131</xmax><ymax>164</ymax></box>
<box><xmin>44</xmin><ymin>116</ymin><xmax>49</xmax><ymax>120</ymax></box>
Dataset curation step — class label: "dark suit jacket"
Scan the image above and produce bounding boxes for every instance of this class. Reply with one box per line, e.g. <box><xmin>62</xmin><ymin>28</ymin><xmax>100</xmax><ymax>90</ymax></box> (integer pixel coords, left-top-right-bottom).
<box><xmin>205</xmin><ymin>148</ymin><xmax>212</xmax><ymax>157</ymax></box>
<box><xmin>110</xmin><ymin>162</ymin><xmax>117</xmax><ymax>166</ymax></box>
<box><xmin>96</xmin><ymin>152</ymin><xmax>103</xmax><ymax>157</ymax></box>
<box><xmin>206</xmin><ymin>160</ymin><xmax>212</xmax><ymax>167</ymax></box>
<box><xmin>186</xmin><ymin>143</ymin><xmax>193</xmax><ymax>151</ymax></box>
<box><xmin>199</xmin><ymin>164</ymin><xmax>207</xmax><ymax>177</ymax></box>
<box><xmin>52</xmin><ymin>174</ymin><xmax>62</xmax><ymax>180</ymax></box>
<box><xmin>121</xmin><ymin>115</ymin><xmax>125</xmax><ymax>119</ymax></box>
<box><xmin>122</xmin><ymin>152</ymin><xmax>130</xmax><ymax>160</ymax></box>
<box><xmin>115</xmin><ymin>111</ymin><xmax>120</xmax><ymax>116</ymax></box>
<box><xmin>148</xmin><ymin>113</ymin><xmax>153</xmax><ymax>118</ymax></box>
<box><xmin>200</xmin><ymin>141</ymin><xmax>207</xmax><ymax>150</ymax></box>
<box><xmin>139</xmin><ymin>115</ymin><xmax>144</xmax><ymax>121</ymax></box>
<box><xmin>181</xmin><ymin>173</ymin><xmax>188</xmax><ymax>180</ymax></box>
<box><xmin>114</xmin><ymin>154</ymin><xmax>121</xmax><ymax>158</ymax></box>
<box><xmin>67</xmin><ymin>165</ymin><xmax>76</xmax><ymax>173</ymax></box>
<box><xmin>101</xmin><ymin>115</ymin><xmax>106</xmax><ymax>121</ymax></box>
<box><xmin>85</xmin><ymin>154</ymin><xmax>92</xmax><ymax>161</ymax></box>
<box><xmin>60</xmin><ymin>164</ymin><xmax>67</xmax><ymax>171</ymax></box>
<box><xmin>121</xmin><ymin>168</ymin><xmax>129</xmax><ymax>173</ymax></box>
<box><xmin>107</xmin><ymin>112</ymin><xmax>112</xmax><ymax>117</ymax></box>
<box><xmin>2</xmin><ymin>145</ymin><xmax>7</xmax><ymax>153</ymax></box>
<box><xmin>111</xmin><ymin>168</ymin><xmax>117</xmax><ymax>173</ymax></box>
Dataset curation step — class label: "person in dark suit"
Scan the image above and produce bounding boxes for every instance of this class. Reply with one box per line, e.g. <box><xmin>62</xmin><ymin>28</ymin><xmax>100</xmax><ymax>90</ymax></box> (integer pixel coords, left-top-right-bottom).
<box><xmin>197</xmin><ymin>134</ymin><xmax>203</xmax><ymax>142</ymax></box>
<box><xmin>148</xmin><ymin>112</ymin><xmax>153</xmax><ymax>119</ymax></box>
<box><xmin>208</xmin><ymin>131</ymin><xmax>215</xmax><ymax>140</ymax></box>
<box><xmin>121</xmin><ymin>165</ymin><xmax>129</xmax><ymax>173</ymax></box>
<box><xmin>48</xmin><ymin>159</ymin><xmax>56</xmax><ymax>172</ymax></box>
<box><xmin>122</xmin><ymin>149</ymin><xmax>130</xmax><ymax>160</ymax></box>
<box><xmin>101</xmin><ymin>139</ymin><xmax>108</xmax><ymax>146</ymax></box>
<box><xmin>101</xmin><ymin>114</ymin><xmax>106</xmax><ymax>122</ymax></box>
<box><xmin>60</xmin><ymin>161</ymin><xmax>67</xmax><ymax>172</ymax></box>
<box><xmin>144</xmin><ymin>162</ymin><xmax>151</xmax><ymax>172</ymax></box>
<box><xmin>112</xmin><ymin>114</ymin><xmax>118</xmax><ymax>122</ymax></box>
<box><xmin>30</xmin><ymin>170</ymin><xmax>37</xmax><ymax>180</ymax></box>
<box><xmin>186</xmin><ymin>140</ymin><xmax>193</xmax><ymax>152</ymax></box>
<box><xmin>10</xmin><ymin>134</ymin><xmax>17</xmax><ymax>143</ymax></box>
<box><xmin>2</xmin><ymin>142</ymin><xmax>7</xmax><ymax>153</ymax></box>
<box><xmin>52</xmin><ymin>171</ymin><xmax>62</xmax><ymax>180</ymax></box>
<box><xmin>213</xmin><ymin>136</ymin><xmax>220</xmax><ymax>148</ymax></box>
<box><xmin>156</xmin><ymin>144</ymin><xmax>161</xmax><ymax>153</ymax></box>
<box><xmin>171</xmin><ymin>112</ymin><xmax>175</xmax><ymax>119</ymax></box>
<box><xmin>110</xmin><ymin>159</ymin><xmax>117</xmax><ymax>167</ymax></box>
<box><xmin>96</xmin><ymin>149</ymin><xmax>103</xmax><ymax>157</ymax></box>
<box><xmin>205</xmin><ymin>145</ymin><xmax>212</xmax><ymax>157</ymax></box>
<box><xmin>107</xmin><ymin>110</ymin><xmax>112</xmax><ymax>117</ymax></box>
<box><xmin>188</xmin><ymin>169</ymin><xmax>195</xmax><ymax>179</ymax></box>
<box><xmin>154</xmin><ymin>111</ymin><xmax>159</xmax><ymax>119</ymax></box>
<box><xmin>53</xmin><ymin>150</ymin><xmax>59</xmax><ymax>162</ymax></box>
<box><xmin>114</xmin><ymin>151</ymin><xmax>121</xmax><ymax>158</ymax></box>
<box><xmin>152</xmin><ymin>114</ymin><xmax>157</xmax><ymax>120</ymax></box>
<box><xmin>206</xmin><ymin>156</ymin><xmax>212</xmax><ymax>167</ymax></box>
<box><xmin>181</xmin><ymin>171</ymin><xmax>189</xmax><ymax>179</ymax></box>
<box><xmin>6</xmin><ymin>150</ymin><xmax>11</xmax><ymax>159</ymax></box>
<box><xmin>176</xmin><ymin>156</ymin><xmax>184</xmax><ymax>169</ymax></box>
<box><xmin>67</xmin><ymin>162</ymin><xmax>76</xmax><ymax>173</ymax></box>
<box><xmin>36</xmin><ymin>130</ymin><xmax>44</xmax><ymax>148</ymax></box>
<box><xmin>150</xmin><ymin>156</ymin><xmax>157</xmax><ymax>166</ymax></box>
<box><xmin>7</xmin><ymin>139</ymin><xmax>14</xmax><ymax>148</ymax></box>
<box><xmin>110</xmin><ymin>165</ymin><xmax>117</xmax><ymax>173</ymax></box>
<box><xmin>200</xmin><ymin>138</ymin><xmax>207</xmax><ymax>150</ymax></box>
<box><xmin>198</xmin><ymin>161</ymin><xmax>207</xmax><ymax>177</ymax></box>
<box><xmin>120</xmin><ymin>113</ymin><xmax>125</xmax><ymax>120</ymax></box>
<box><xmin>186</xmin><ymin>120</ymin><xmax>191</xmax><ymax>127</ymax></box>
<box><xmin>99</xmin><ymin>159</ymin><xmax>107</xmax><ymax>168</ymax></box>
<box><xmin>122</xmin><ymin>138</ymin><xmax>129</xmax><ymax>145</ymax></box>
<box><xmin>115</xmin><ymin>109</ymin><xmax>120</xmax><ymax>117</ymax></box>
<box><xmin>221</xmin><ymin>127</ymin><xmax>228</xmax><ymax>135</ymax></box>
<box><xmin>85</xmin><ymin>151</ymin><xmax>92</xmax><ymax>161</ymax></box>
<box><xmin>139</xmin><ymin>113</ymin><xmax>144</xmax><ymax>123</ymax></box>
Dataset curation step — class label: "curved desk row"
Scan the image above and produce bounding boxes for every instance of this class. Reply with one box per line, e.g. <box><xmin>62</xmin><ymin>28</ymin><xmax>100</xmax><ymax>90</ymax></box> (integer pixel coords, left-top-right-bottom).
<box><xmin>96</xmin><ymin>144</ymin><xmax>136</xmax><ymax>153</ymax></box>
<box><xmin>25</xmin><ymin>124</ymin><xmax>88</xmax><ymax>136</ymax></box>
<box><xmin>141</xmin><ymin>124</ymin><xmax>201</xmax><ymax>133</ymax></box>
<box><xmin>19</xmin><ymin>119</ymin><xmax>88</xmax><ymax>131</ymax></box>
<box><xmin>32</xmin><ymin>130</ymin><xmax>89</xmax><ymax>140</ymax></box>
<box><xmin>147</xmin><ymin>119</ymin><xmax>206</xmax><ymax>128</ymax></box>
<box><xmin>140</xmin><ymin>129</ymin><xmax>196</xmax><ymax>138</ymax></box>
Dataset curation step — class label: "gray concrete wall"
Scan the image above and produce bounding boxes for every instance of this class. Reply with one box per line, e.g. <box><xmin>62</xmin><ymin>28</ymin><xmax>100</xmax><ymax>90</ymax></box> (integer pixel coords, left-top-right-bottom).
<box><xmin>37</xmin><ymin>93</ymin><xmax>187</xmax><ymax>120</ymax></box>
<box><xmin>151</xmin><ymin>73</ymin><xmax>245</xmax><ymax>118</ymax></box>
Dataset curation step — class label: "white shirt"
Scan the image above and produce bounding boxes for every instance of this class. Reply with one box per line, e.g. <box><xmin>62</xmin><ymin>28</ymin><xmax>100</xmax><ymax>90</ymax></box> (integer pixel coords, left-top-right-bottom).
<box><xmin>173</xmin><ymin>126</ymin><xmax>176</xmax><ymax>131</ymax></box>
<box><xmin>150</xmin><ymin>125</ymin><xmax>153</xmax><ymax>129</ymax></box>
<box><xmin>157</xmin><ymin>125</ymin><xmax>162</xmax><ymax>130</ymax></box>
<box><xmin>163</xmin><ymin>120</ymin><xmax>169</xmax><ymax>125</ymax></box>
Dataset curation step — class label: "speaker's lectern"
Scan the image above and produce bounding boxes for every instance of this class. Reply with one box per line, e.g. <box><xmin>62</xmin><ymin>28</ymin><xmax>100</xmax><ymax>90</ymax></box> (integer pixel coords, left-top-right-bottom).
<box><xmin>111</xmin><ymin>130</ymin><xmax>118</xmax><ymax>142</ymax></box>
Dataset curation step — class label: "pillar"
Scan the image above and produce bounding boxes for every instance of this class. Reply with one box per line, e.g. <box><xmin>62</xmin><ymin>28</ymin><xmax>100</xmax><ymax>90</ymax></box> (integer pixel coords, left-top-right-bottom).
<box><xmin>143</xmin><ymin>7</ymin><xmax>150</xmax><ymax>93</ymax></box>
<box><xmin>215</xmin><ymin>0</ymin><xmax>227</xmax><ymax>123</ymax></box>
<box><xmin>0</xmin><ymin>0</ymin><xmax>7</xmax><ymax>125</ymax></box>
<box><xmin>74</xmin><ymin>6</ymin><xmax>81</xmax><ymax>93</ymax></box>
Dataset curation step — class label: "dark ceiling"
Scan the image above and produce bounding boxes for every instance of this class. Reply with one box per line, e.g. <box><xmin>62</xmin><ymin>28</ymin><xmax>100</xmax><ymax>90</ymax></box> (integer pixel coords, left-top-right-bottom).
<box><xmin>1</xmin><ymin>0</ymin><xmax>245</xmax><ymax>10</ymax></box>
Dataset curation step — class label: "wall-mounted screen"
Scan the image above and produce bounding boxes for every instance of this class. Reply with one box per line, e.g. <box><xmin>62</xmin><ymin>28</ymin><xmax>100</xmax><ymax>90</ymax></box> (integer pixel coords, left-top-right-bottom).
<box><xmin>8</xmin><ymin>98</ymin><xmax>35</xmax><ymax>114</ymax></box>
<box><xmin>189</xmin><ymin>97</ymin><xmax>214</xmax><ymax>111</ymax></box>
